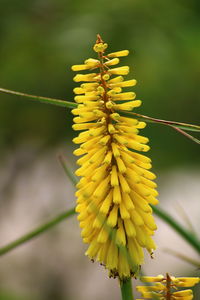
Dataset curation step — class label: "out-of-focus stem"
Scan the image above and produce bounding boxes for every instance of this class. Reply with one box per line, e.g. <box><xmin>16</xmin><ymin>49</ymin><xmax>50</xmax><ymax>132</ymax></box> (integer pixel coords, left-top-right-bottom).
<box><xmin>153</xmin><ymin>206</ymin><xmax>200</xmax><ymax>253</ymax></box>
<box><xmin>0</xmin><ymin>209</ymin><xmax>75</xmax><ymax>256</ymax></box>
<box><xmin>0</xmin><ymin>87</ymin><xmax>76</xmax><ymax>108</ymax></box>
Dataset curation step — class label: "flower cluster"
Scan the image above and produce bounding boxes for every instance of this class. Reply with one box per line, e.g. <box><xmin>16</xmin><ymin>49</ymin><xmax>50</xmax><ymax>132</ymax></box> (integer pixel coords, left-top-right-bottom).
<box><xmin>72</xmin><ymin>35</ymin><xmax>158</xmax><ymax>279</ymax></box>
<box><xmin>136</xmin><ymin>274</ymin><xmax>200</xmax><ymax>299</ymax></box>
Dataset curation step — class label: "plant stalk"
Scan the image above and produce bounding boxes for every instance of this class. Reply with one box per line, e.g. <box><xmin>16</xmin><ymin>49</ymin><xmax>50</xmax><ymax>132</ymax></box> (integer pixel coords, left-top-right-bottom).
<box><xmin>0</xmin><ymin>208</ymin><xmax>75</xmax><ymax>256</ymax></box>
<box><xmin>153</xmin><ymin>206</ymin><xmax>200</xmax><ymax>253</ymax></box>
<box><xmin>0</xmin><ymin>87</ymin><xmax>76</xmax><ymax>108</ymax></box>
<box><xmin>120</xmin><ymin>278</ymin><xmax>134</xmax><ymax>300</ymax></box>
<box><xmin>1</xmin><ymin>87</ymin><xmax>200</xmax><ymax>133</ymax></box>
<box><xmin>1</xmin><ymin>205</ymin><xmax>200</xmax><ymax>257</ymax></box>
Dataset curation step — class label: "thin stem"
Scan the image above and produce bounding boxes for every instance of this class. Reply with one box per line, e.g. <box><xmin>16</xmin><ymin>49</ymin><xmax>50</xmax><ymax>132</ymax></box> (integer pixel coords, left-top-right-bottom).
<box><xmin>120</xmin><ymin>278</ymin><xmax>134</xmax><ymax>300</ymax></box>
<box><xmin>153</xmin><ymin>206</ymin><xmax>200</xmax><ymax>253</ymax></box>
<box><xmin>0</xmin><ymin>87</ymin><xmax>76</xmax><ymax>109</ymax></box>
<box><xmin>1</xmin><ymin>87</ymin><xmax>200</xmax><ymax>133</ymax></box>
<box><xmin>0</xmin><ymin>204</ymin><xmax>200</xmax><ymax>257</ymax></box>
<box><xmin>58</xmin><ymin>154</ymin><xmax>78</xmax><ymax>186</ymax></box>
<box><xmin>118</xmin><ymin>110</ymin><xmax>200</xmax><ymax>132</ymax></box>
<box><xmin>164</xmin><ymin>248</ymin><xmax>200</xmax><ymax>268</ymax></box>
<box><xmin>172</xmin><ymin>126</ymin><xmax>200</xmax><ymax>144</ymax></box>
<box><xmin>0</xmin><ymin>208</ymin><xmax>75</xmax><ymax>256</ymax></box>
<box><xmin>1</xmin><ymin>86</ymin><xmax>200</xmax><ymax>256</ymax></box>
<box><xmin>166</xmin><ymin>273</ymin><xmax>171</xmax><ymax>300</ymax></box>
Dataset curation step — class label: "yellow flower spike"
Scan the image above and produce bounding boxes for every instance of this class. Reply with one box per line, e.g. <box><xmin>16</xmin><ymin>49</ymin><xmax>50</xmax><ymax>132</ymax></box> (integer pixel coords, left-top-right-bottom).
<box><xmin>72</xmin><ymin>34</ymin><xmax>158</xmax><ymax>279</ymax></box>
<box><xmin>137</xmin><ymin>274</ymin><xmax>200</xmax><ymax>299</ymax></box>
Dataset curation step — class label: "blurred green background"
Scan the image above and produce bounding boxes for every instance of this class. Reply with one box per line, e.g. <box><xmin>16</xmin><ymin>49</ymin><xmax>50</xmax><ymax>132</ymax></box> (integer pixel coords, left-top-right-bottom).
<box><xmin>0</xmin><ymin>0</ymin><xmax>200</xmax><ymax>299</ymax></box>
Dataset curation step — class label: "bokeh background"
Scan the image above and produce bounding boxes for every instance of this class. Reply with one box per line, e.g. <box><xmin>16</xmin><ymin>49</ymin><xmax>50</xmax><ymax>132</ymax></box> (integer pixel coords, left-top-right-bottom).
<box><xmin>0</xmin><ymin>0</ymin><xmax>200</xmax><ymax>299</ymax></box>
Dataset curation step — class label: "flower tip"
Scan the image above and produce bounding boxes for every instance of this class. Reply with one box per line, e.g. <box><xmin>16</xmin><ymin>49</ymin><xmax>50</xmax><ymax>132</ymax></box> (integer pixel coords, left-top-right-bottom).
<box><xmin>73</xmin><ymin>74</ymin><xmax>80</xmax><ymax>82</ymax></box>
<box><xmin>71</xmin><ymin>65</ymin><xmax>79</xmax><ymax>71</ymax></box>
<box><xmin>93</xmin><ymin>42</ymin><xmax>108</xmax><ymax>53</ymax></box>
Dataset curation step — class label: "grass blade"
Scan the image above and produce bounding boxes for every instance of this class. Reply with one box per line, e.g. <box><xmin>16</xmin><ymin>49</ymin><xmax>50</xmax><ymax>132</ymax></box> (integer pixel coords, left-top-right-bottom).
<box><xmin>0</xmin><ymin>209</ymin><xmax>75</xmax><ymax>256</ymax></box>
<box><xmin>0</xmin><ymin>87</ymin><xmax>76</xmax><ymax>109</ymax></box>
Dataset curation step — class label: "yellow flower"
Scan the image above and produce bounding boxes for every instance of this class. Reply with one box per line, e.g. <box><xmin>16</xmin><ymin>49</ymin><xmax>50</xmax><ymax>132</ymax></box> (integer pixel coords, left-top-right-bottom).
<box><xmin>136</xmin><ymin>273</ymin><xmax>200</xmax><ymax>299</ymax></box>
<box><xmin>72</xmin><ymin>34</ymin><xmax>158</xmax><ymax>279</ymax></box>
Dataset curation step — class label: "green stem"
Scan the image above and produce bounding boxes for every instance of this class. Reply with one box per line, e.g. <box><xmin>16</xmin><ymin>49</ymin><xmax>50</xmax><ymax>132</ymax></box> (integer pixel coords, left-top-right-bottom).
<box><xmin>60</xmin><ymin>157</ymin><xmax>200</xmax><ymax>254</ymax></box>
<box><xmin>153</xmin><ymin>206</ymin><xmax>200</xmax><ymax>253</ymax></box>
<box><xmin>1</xmin><ymin>205</ymin><xmax>200</xmax><ymax>257</ymax></box>
<box><xmin>171</xmin><ymin>126</ymin><xmax>200</xmax><ymax>144</ymax></box>
<box><xmin>0</xmin><ymin>208</ymin><xmax>75</xmax><ymax>256</ymax></box>
<box><xmin>120</xmin><ymin>278</ymin><xmax>134</xmax><ymax>300</ymax></box>
<box><xmin>118</xmin><ymin>110</ymin><xmax>200</xmax><ymax>132</ymax></box>
<box><xmin>0</xmin><ymin>87</ymin><xmax>77</xmax><ymax>109</ymax></box>
<box><xmin>164</xmin><ymin>248</ymin><xmax>200</xmax><ymax>268</ymax></box>
<box><xmin>1</xmin><ymin>87</ymin><xmax>200</xmax><ymax>133</ymax></box>
<box><xmin>58</xmin><ymin>154</ymin><xmax>78</xmax><ymax>185</ymax></box>
<box><xmin>1</xmin><ymin>87</ymin><xmax>200</xmax><ymax>256</ymax></box>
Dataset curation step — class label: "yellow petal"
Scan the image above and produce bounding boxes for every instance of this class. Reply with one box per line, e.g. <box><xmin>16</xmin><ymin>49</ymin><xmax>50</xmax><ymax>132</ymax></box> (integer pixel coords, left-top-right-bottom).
<box><xmin>108</xmin><ymin>50</ymin><xmax>129</xmax><ymax>57</ymax></box>
<box><xmin>109</xmin><ymin>66</ymin><xmax>129</xmax><ymax>75</ymax></box>
<box><xmin>107</xmin><ymin>205</ymin><xmax>118</xmax><ymax>227</ymax></box>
